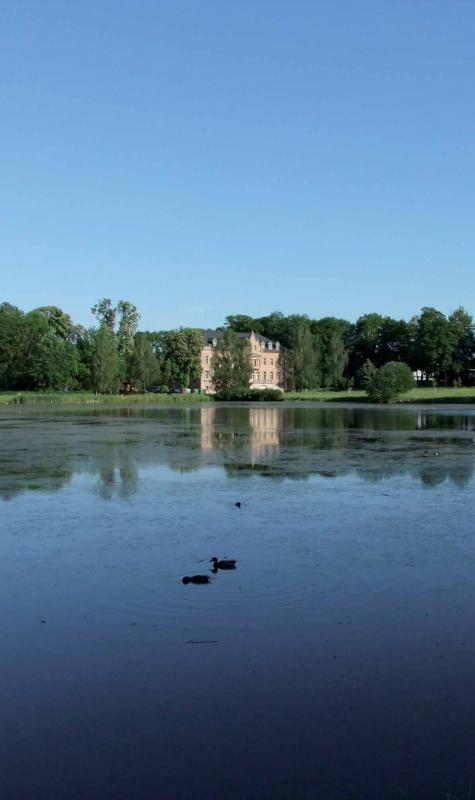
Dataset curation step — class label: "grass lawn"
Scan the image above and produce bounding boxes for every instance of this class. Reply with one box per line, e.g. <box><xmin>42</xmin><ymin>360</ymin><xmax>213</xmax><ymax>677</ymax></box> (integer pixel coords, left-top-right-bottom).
<box><xmin>284</xmin><ymin>387</ymin><xmax>475</xmax><ymax>404</ymax></box>
<box><xmin>0</xmin><ymin>391</ymin><xmax>212</xmax><ymax>406</ymax></box>
<box><xmin>1</xmin><ymin>387</ymin><xmax>475</xmax><ymax>406</ymax></box>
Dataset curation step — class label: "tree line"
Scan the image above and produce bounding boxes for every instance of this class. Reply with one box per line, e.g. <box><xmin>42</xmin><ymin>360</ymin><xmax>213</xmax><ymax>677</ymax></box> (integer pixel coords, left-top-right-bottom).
<box><xmin>224</xmin><ymin>308</ymin><xmax>474</xmax><ymax>390</ymax></box>
<box><xmin>0</xmin><ymin>300</ymin><xmax>473</xmax><ymax>393</ymax></box>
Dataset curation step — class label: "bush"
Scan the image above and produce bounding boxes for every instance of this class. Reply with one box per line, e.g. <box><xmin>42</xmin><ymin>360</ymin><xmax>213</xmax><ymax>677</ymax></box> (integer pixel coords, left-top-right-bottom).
<box><xmin>367</xmin><ymin>361</ymin><xmax>415</xmax><ymax>403</ymax></box>
<box><xmin>214</xmin><ymin>388</ymin><xmax>284</xmax><ymax>402</ymax></box>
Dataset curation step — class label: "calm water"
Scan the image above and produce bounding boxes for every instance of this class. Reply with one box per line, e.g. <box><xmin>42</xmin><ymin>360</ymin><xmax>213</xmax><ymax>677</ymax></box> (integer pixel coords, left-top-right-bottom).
<box><xmin>1</xmin><ymin>403</ymin><xmax>475</xmax><ymax>800</ymax></box>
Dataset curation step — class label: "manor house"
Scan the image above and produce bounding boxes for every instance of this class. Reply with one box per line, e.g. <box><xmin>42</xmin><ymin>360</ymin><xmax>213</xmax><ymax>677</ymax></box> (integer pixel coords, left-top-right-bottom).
<box><xmin>200</xmin><ymin>330</ymin><xmax>286</xmax><ymax>394</ymax></box>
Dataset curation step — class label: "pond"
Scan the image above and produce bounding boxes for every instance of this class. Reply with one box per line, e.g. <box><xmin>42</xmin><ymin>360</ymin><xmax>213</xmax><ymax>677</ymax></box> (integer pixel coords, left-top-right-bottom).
<box><xmin>1</xmin><ymin>403</ymin><xmax>475</xmax><ymax>799</ymax></box>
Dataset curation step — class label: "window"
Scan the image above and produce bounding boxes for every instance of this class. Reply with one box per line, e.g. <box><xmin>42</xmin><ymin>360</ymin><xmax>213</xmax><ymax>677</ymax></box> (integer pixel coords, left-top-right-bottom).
<box><xmin>254</xmin><ymin>359</ymin><xmax>257</xmax><ymax>366</ymax></box>
<box><xmin>270</xmin><ymin>372</ymin><xmax>274</xmax><ymax>381</ymax></box>
<box><xmin>263</xmin><ymin>372</ymin><xmax>267</xmax><ymax>381</ymax></box>
<box><xmin>263</xmin><ymin>358</ymin><xmax>266</xmax><ymax>365</ymax></box>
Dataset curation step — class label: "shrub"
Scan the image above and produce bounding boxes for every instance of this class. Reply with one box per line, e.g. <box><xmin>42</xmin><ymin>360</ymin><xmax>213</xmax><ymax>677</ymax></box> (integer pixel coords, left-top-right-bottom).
<box><xmin>214</xmin><ymin>388</ymin><xmax>284</xmax><ymax>402</ymax></box>
<box><xmin>367</xmin><ymin>361</ymin><xmax>415</xmax><ymax>403</ymax></box>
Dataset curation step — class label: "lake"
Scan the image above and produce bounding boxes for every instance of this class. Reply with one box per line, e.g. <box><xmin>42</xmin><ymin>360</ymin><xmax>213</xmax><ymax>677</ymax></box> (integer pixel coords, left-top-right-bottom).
<box><xmin>1</xmin><ymin>402</ymin><xmax>475</xmax><ymax>800</ymax></box>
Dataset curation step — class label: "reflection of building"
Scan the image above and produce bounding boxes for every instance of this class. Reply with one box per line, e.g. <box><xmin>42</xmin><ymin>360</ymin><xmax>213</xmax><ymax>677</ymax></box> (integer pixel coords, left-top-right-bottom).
<box><xmin>249</xmin><ymin>407</ymin><xmax>280</xmax><ymax>463</ymax></box>
<box><xmin>200</xmin><ymin>406</ymin><xmax>215</xmax><ymax>450</ymax></box>
<box><xmin>199</xmin><ymin>406</ymin><xmax>281</xmax><ymax>461</ymax></box>
<box><xmin>200</xmin><ymin>330</ymin><xmax>286</xmax><ymax>394</ymax></box>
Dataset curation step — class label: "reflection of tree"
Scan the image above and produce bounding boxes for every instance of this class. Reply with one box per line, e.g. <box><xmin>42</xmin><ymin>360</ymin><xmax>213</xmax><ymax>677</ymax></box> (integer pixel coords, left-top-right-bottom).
<box><xmin>1</xmin><ymin>405</ymin><xmax>474</xmax><ymax>500</ymax></box>
<box><xmin>0</xmin><ymin>466</ymin><xmax>72</xmax><ymax>500</ymax></box>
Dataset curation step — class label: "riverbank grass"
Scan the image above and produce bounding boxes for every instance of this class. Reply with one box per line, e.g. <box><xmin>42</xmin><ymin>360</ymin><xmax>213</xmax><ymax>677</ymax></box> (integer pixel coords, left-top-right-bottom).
<box><xmin>0</xmin><ymin>391</ymin><xmax>212</xmax><ymax>406</ymax></box>
<box><xmin>284</xmin><ymin>387</ymin><xmax>475</xmax><ymax>404</ymax></box>
<box><xmin>1</xmin><ymin>386</ymin><xmax>475</xmax><ymax>406</ymax></box>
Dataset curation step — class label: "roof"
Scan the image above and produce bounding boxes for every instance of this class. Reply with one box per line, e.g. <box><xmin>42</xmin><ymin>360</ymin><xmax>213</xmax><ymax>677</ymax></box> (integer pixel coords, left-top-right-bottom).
<box><xmin>202</xmin><ymin>329</ymin><xmax>286</xmax><ymax>350</ymax></box>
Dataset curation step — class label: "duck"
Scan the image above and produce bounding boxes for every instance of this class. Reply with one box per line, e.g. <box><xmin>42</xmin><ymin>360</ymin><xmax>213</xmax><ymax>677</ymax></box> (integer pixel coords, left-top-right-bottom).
<box><xmin>235</xmin><ymin>502</ymin><xmax>242</xmax><ymax>508</ymax></box>
<box><xmin>182</xmin><ymin>575</ymin><xmax>210</xmax><ymax>585</ymax></box>
<box><xmin>210</xmin><ymin>557</ymin><xmax>237</xmax><ymax>570</ymax></box>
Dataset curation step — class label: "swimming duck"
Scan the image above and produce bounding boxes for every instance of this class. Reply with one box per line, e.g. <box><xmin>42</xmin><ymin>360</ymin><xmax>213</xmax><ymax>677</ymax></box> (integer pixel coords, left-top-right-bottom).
<box><xmin>182</xmin><ymin>575</ymin><xmax>210</xmax><ymax>585</ymax></box>
<box><xmin>235</xmin><ymin>502</ymin><xmax>241</xmax><ymax>508</ymax></box>
<box><xmin>210</xmin><ymin>557</ymin><xmax>237</xmax><ymax>570</ymax></box>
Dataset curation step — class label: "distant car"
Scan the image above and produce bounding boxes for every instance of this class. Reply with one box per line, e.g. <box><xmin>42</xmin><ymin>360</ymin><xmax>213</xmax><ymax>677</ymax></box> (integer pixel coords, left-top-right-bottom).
<box><xmin>147</xmin><ymin>386</ymin><xmax>162</xmax><ymax>393</ymax></box>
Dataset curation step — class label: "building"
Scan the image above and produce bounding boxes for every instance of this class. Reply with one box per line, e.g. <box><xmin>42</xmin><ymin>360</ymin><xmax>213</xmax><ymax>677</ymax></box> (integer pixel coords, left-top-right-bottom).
<box><xmin>200</xmin><ymin>329</ymin><xmax>286</xmax><ymax>394</ymax></box>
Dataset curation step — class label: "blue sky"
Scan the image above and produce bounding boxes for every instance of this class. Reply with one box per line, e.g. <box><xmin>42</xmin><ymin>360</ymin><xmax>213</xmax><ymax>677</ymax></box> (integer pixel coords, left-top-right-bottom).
<box><xmin>1</xmin><ymin>0</ymin><xmax>474</xmax><ymax>330</ymax></box>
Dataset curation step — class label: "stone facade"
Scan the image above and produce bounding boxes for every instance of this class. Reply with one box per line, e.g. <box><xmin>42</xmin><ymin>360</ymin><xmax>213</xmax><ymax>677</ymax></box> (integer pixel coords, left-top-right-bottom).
<box><xmin>200</xmin><ymin>330</ymin><xmax>286</xmax><ymax>394</ymax></box>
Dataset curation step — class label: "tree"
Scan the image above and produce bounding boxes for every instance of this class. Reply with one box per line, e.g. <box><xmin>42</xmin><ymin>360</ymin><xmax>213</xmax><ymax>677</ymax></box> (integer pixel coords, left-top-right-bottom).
<box><xmin>358</xmin><ymin>358</ymin><xmax>377</xmax><ymax>388</ymax></box>
<box><xmin>367</xmin><ymin>362</ymin><xmax>415</xmax><ymax>403</ymax></box>
<box><xmin>91</xmin><ymin>298</ymin><xmax>117</xmax><ymax>332</ymax></box>
<box><xmin>448</xmin><ymin>307</ymin><xmax>474</xmax><ymax>382</ymax></box>
<box><xmin>312</xmin><ymin>317</ymin><xmax>351</xmax><ymax>388</ymax></box>
<box><xmin>0</xmin><ymin>303</ymin><xmax>23</xmax><ymax>388</ymax></box>
<box><xmin>160</xmin><ymin>328</ymin><xmax>203</xmax><ymax>388</ymax></box>
<box><xmin>351</xmin><ymin>313</ymin><xmax>386</xmax><ymax>370</ymax></box>
<box><xmin>34</xmin><ymin>306</ymin><xmax>82</xmax><ymax>342</ymax></box>
<box><xmin>91</xmin><ymin>298</ymin><xmax>140</xmax><ymax>355</ymax></box>
<box><xmin>379</xmin><ymin>318</ymin><xmax>411</xmax><ymax>365</ymax></box>
<box><xmin>0</xmin><ymin>307</ymin><xmax>80</xmax><ymax>390</ymax></box>
<box><xmin>28</xmin><ymin>333</ymin><xmax>80</xmax><ymax>390</ymax></box>
<box><xmin>211</xmin><ymin>330</ymin><xmax>253</xmax><ymax>394</ymax></box>
<box><xmin>224</xmin><ymin>315</ymin><xmax>257</xmax><ymax>333</ymax></box>
<box><xmin>116</xmin><ymin>300</ymin><xmax>140</xmax><ymax>358</ymax></box>
<box><xmin>289</xmin><ymin>322</ymin><xmax>320</xmax><ymax>390</ymax></box>
<box><xmin>127</xmin><ymin>333</ymin><xmax>160</xmax><ymax>391</ymax></box>
<box><xmin>91</xmin><ymin>328</ymin><xmax>120</xmax><ymax>393</ymax></box>
<box><xmin>414</xmin><ymin>307</ymin><xmax>454</xmax><ymax>384</ymax></box>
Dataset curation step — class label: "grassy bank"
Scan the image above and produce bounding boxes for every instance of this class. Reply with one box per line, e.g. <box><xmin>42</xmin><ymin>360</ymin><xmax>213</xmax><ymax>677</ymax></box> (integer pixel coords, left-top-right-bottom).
<box><xmin>0</xmin><ymin>391</ymin><xmax>212</xmax><ymax>406</ymax></box>
<box><xmin>284</xmin><ymin>387</ymin><xmax>475</xmax><ymax>404</ymax></box>
<box><xmin>2</xmin><ymin>386</ymin><xmax>475</xmax><ymax>406</ymax></box>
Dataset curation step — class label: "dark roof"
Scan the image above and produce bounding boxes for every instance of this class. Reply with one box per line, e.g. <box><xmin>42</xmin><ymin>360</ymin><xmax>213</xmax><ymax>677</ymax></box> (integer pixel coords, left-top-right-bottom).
<box><xmin>202</xmin><ymin>329</ymin><xmax>286</xmax><ymax>350</ymax></box>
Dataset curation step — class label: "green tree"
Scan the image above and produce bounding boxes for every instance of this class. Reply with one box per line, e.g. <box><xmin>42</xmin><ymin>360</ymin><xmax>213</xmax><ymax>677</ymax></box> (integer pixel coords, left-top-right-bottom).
<box><xmin>224</xmin><ymin>314</ymin><xmax>257</xmax><ymax>333</ymax></box>
<box><xmin>312</xmin><ymin>317</ymin><xmax>351</xmax><ymax>388</ymax></box>
<box><xmin>358</xmin><ymin>358</ymin><xmax>377</xmax><ymax>388</ymax></box>
<box><xmin>379</xmin><ymin>318</ymin><xmax>411</xmax><ymax>365</ymax></box>
<box><xmin>211</xmin><ymin>329</ymin><xmax>253</xmax><ymax>394</ymax></box>
<box><xmin>367</xmin><ymin>361</ymin><xmax>415</xmax><ymax>403</ymax></box>
<box><xmin>414</xmin><ymin>307</ymin><xmax>454</xmax><ymax>384</ymax></box>
<box><xmin>448</xmin><ymin>307</ymin><xmax>474</xmax><ymax>382</ymax></box>
<box><xmin>160</xmin><ymin>328</ymin><xmax>203</xmax><ymax>388</ymax></box>
<box><xmin>116</xmin><ymin>300</ymin><xmax>140</xmax><ymax>358</ymax></box>
<box><xmin>351</xmin><ymin>313</ymin><xmax>386</xmax><ymax>370</ymax></box>
<box><xmin>91</xmin><ymin>298</ymin><xmax>117</xmax><ymax>332</ymax></box>
<box><xmin>0</xmin><ymin>307</ymin><xmax>80</xmax><ymax>390</ymax></box>
<box><xmin>289</xmin><ymin>322</ymin><xmax>320</xmax><ymax>390</ymax></box>
<box><xmin>34</xmin><ymin>306</ymin><xmax>82</xmax><ymax>342</ymax></box>
<box><xmin>75</xmin><ymin>328</ymin><xmax>97</xmax><ymax>389</ymax></box>
<box><xmin>91</xmin><ymin>328</ymin><xmax>121</xmax><ymax>393</ymax></box>
<box><xmin>127</xmin><ymin>332</ymin><xmax>160</xmax><ymax>391</ymax></box>
<box><xmin>0</xmin><ymin>303</ymin><xmax>23</xmax><ymax>388</ymax></box>
<box><xmin>28</xmin><ymin>333</ymin><xmax>80</xmax><ymax>390</ymax></box>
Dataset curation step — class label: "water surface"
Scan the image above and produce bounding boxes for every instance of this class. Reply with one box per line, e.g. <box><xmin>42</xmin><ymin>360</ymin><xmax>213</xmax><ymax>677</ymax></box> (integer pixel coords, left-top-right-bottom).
<box><xmin>1</xmin><ymin>403</ymin><xmax>475</xmax><ymax>799</ymax></box>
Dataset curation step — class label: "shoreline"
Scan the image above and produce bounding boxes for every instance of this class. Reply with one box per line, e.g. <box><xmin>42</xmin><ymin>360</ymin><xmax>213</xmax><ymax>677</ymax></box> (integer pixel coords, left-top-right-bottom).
<box><xmin>1</xmin><ymin>389</ymin><xmax>475</xmax><ymax>410</ymax></box>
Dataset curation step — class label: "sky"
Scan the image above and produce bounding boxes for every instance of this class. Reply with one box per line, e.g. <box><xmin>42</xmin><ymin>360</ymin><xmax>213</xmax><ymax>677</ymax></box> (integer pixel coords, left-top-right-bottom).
<box><xmin>1</xmin><ymin>0</ymin><xmax>474</xmax><ymax>331</ymax></box>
